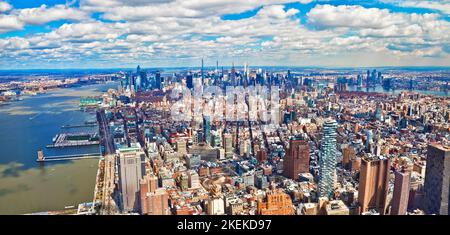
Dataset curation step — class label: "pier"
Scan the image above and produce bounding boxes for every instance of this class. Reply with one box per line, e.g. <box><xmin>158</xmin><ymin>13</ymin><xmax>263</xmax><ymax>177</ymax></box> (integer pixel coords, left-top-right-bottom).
<box><xmin>46</xmin><ymin>141</ymin><xmax>100</xmax><ymax>148</ymax></box>
<box><xmin>61</xmin><ymin>124</ymin><xmax>98</xmax><ymax>129</ymax></box>
<box><xmin>36</xmin><ymin>151</ymin><xmax>101</xmax><ymax>162</ymax></box>
<box><xmin>46</xmin><ymin>132</ymin><xmax>100</xmax><ymax>148</ymax></box>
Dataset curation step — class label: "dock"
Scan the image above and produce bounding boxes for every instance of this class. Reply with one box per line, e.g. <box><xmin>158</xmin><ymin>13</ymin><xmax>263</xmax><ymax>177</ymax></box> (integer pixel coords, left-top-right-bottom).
<box><xmin>36</xmin><ymin>153</ymin><xmax>100</xmax><ymax>162</ymax></box>
<box><xmin>46</xmin><ymin>141</ymin><xmax>100</xmax><ymax>148</ymax></box>
<box><xmin>61</xmin><ymin>124</ymin><xmax>98</xmax><ymax>129</ymax></box>
<box><xmin>46</xmin><ymin>132</ymin><xmax>100</xmax><ymax>148</ymax></box>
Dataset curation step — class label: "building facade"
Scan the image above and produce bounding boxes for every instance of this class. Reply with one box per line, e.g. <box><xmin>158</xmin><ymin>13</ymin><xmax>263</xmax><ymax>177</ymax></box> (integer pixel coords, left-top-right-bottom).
<box><xmin>318</xmin><ymin>119</ymin><xmax>338</xmax><ymax>198</ymax></box>
<box><xmin>423</xmin><ymin>144</ymin><xmax>450</xmax><ymax>215</ymax></box>
<box><xmin>117</xmin><ymin>148</ymin><xmax>146</xmax><ymax>212</ymax></box>
<box><xmin>358</xmin><ymin>156</ymin><xmax>391</xmax><ymax>215</ymax></box>
<box><xmin>283</xmin><ymin>137</ymin><xmax>310</xmax><ymax>180</ymax></box>
<box><xmin>391</xmin><ymin>170</ymin><xmax>411</xmax><ymax>215</ymax></box>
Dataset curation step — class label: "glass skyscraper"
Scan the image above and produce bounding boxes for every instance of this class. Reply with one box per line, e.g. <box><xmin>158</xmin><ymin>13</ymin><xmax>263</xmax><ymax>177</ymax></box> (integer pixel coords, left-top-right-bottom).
<box><xmin>318</xmin><ymin>119</ymin><xmax>338</xmax><ymax>198</ymax></box>
<box><xmin>203</xmin><ymin>116</ymin><xmax>211</xmax><ymax>146</ymax></box>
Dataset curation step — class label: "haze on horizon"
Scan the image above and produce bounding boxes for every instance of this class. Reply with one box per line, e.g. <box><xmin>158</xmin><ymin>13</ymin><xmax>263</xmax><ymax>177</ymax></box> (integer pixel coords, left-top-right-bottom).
<box><xmin>0</xmin><ymin>0</ymin><xmax>449</xmax><ymax>69</ymax></box>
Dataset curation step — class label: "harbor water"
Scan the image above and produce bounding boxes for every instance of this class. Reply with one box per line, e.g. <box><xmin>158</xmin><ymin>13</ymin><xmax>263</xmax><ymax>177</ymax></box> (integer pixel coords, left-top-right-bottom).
<box><xmin>0</xmin><ymin>82</ymin><xmax>118</xmax><ymax>214</ymax></box>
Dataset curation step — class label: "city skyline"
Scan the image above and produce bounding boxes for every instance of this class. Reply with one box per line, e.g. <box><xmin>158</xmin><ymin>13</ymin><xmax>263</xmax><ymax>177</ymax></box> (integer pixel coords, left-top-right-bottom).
<box><xmin>1</xmin><ymin>0</ymin><xmax>450</xmax><ymax>69</ymax></box>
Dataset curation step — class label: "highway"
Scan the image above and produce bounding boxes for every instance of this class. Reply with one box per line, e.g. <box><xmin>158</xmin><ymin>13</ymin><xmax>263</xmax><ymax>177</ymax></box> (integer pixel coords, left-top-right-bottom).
<box><xmin>101</xmin><ymin>154</ymin><xmax>116</xmax><ymax>215</ymax></box>
<box><xmin>96</xmin><ymin>109</ymin><xmax>118</xmax><ymax>214</ymax></box>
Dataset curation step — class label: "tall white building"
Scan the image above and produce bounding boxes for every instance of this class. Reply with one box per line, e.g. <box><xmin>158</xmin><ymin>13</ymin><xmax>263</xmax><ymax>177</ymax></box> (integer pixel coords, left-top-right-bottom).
<box><xmin>117</xmin><ymin>147</ymin><xmax>146</xmax><ymax>212</ymax></box>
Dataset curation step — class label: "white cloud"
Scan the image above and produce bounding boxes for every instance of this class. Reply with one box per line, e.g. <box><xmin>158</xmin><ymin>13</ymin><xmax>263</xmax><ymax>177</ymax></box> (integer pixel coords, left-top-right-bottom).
<box><xmin>0</xmin><ymin>0</ymin><xmax>449</xmax><ymax>68</ymax></box>
<box><xmin>0</xmin><ymin>4</ymin><xmax>90</xmax><ymax>34</ymax></box>
<box><xmin>0</xmin><ymin>1</ymin><xmax>12</xmax><ymax>12</ymax></box>
<box><xmin>257</xmin><ymin>5</ymin><xmax>299</xmax><ymax>19</ymax></box>
<box><xmin>17</xmin><ymin>4</ymin><xmax>90</xmax><ymax>25</ymax></box>
<box><xmin>0</xmin><ymin>14</ymin><xmax>23</xmax><ymax>33</ymax></box>
<box><xmin>382</xmin><ymin>0</ymin><xmax>450</xmax><ymax>16</ymax></box>
<box><xmin>308</xmin><ymin>4</ymin><xmax>408</xmax><ymax>29</ymax></box>
<box><xmin>307</xmin><ymin>4</ymin><xmax>450</xmax><ymax>39</ymax></box>
<box><xmin>81</xmin><ymin>0</ymin><xmax>305</xmax><ymax>21</ymax></box>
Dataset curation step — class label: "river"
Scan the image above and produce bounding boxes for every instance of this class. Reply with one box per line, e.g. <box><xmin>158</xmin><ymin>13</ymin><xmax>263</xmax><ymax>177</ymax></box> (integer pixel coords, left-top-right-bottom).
<box><xmin>0</xmin><ymin>82</ymin><xmax>118</xmax><ymax>214</ymax></box>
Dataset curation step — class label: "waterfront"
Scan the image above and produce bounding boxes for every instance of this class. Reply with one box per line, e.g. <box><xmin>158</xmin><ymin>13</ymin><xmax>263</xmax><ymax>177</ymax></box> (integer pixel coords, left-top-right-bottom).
<box><xmin>348</xmin><ymin>85</ymin><xmax>449</xmax><ymax>97</ymax></box>
<box><xmin>0</xmin><ymin>82</ymin><xmax>118</xmax><ymax>214</ymax></box>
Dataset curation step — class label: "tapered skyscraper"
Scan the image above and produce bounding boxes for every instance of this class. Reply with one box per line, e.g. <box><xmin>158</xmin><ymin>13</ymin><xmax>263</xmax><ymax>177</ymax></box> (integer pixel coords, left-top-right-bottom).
<box><xmin>318</xmin><ymin>119</ymin><xmax>338</xmax><ymax>198</ymax></box>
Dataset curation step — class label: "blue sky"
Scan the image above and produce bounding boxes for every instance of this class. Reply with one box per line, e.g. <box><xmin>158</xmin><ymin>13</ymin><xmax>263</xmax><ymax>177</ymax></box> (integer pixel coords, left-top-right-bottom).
<box><xmin>0</xmin><ymin>0</ymin><xmax>449</xmax><ymax>69</ymax></box>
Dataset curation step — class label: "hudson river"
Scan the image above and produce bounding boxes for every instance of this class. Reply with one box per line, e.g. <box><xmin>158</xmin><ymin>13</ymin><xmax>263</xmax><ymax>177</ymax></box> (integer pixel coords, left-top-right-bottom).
<box><xmin>0</xmin><ymin>82</ymin><xmax>118</xmax><ymax>214</ymax></box>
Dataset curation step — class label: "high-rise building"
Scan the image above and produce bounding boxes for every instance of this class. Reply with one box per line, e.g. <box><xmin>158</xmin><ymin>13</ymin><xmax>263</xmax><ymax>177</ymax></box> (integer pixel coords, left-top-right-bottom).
<box><xmin>117</xmin><ymin>148</ymin><xmax>146</xmax><ymax>212</ymax></box>
<box><xmin>256</xmin><ymin>148</ymin><xmax>267</xmax><ymax>163</ymax></box>
<box><xmin>342</xmin><ymin>146</ymin><xmax>356</xmax><ymax>170</ymax></box>
<box><xmin>203</xmin><ymin>116</ymin><xmax>211</xmax><ymax>145</ymax></box>
<box><xmin>365</xmin><ymin>129</ymin><xmax>373</xmax><ymax>152</ymax></box>
<box><xmin>155</xmin><ymin>71</ymin><xmax>162</xmax><ymax>89</ymax></box>
<box><xmin>140</xmin><ymin>173</ymin><xmax>158</xmax><ymax>194</ymax></box>
<box><xmin>176</xmin><ymin>139</ymin><xmax>187</xmax><ymax>155</ymax></box>
<box><xmin>201</xmin><ymin>58</ymin><xmax>204</xmax><ymax>85</ymax></box>
<box><xmin>140</xmin><ymin>173</ymin><xmax>169</xmax><ymax>215</ymax></box>
<box><xmin>140</xmin><ymin>174</ymin><xmax>169</xmax><ymax>215</ymax></box>
<box><xmin>223</xmin><ymin>133</ymin><xmax>233</xmax><ymax>158</ymax></box>
<box><xmin>188</xmin><ymin>170</ymin><xmax>201</xmax><ymax>189</ymax></box>
<box><xmin>283</xmin><ymin>136</ymin><xmax>310</xmax><ymax>180</ymax></box>
<box><xmin>178</xmin><ymin>172</ymin><xmax>189</xmax><ymax>191</ymax></box>
<box><xmin>186</xmin><ymin>72</ymin><xmax>193</xmax><ymax>89</ymax></box>
<box><xmin>423</xmin><ymin>144</ymin><xmax>450</xmax><ymax>215</ymax></box>
<box><xmin>357</xmin><ymin>74</ymin><xmax>363</xmax><ymax>87</ymax></box>
<box><xmin>366</xmin><ymin>70</ymin><xmax>370</xmax><ymax>86</ymax></box>
<box><xmin>391</xmin><ymin>169</ymin><xmax>411</xmax><ymax>215</ymax></box>
<box><xmin>358</xmin><ymin>156</ymin><xmax>391</xmax><ymax>215</ymax></box>
<box><xmin>318</xmin><ymin>119</ymin><xmax>338</xmax><ymax>198</ymax></box>
<box><xmin>230</xmin><ymin>62</ymin><xmax>236</xmax><ymax>85</ymax></box>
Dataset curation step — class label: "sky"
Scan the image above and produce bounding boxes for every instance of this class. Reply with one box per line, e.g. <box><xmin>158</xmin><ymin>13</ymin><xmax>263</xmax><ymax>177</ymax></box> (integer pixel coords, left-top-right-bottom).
<box><xmin>0</xmin><ymin>0</ymin><xmax>449</xmax><ymax>69</ymax></box>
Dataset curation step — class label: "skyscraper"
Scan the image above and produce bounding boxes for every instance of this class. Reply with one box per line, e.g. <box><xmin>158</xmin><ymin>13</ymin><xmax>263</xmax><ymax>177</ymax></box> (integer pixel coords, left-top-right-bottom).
<box><xmin>366</xmin><ymin>70</ymin><xmax>370</xmax><ymax>86</ymax></box>
<box><xmin>186</xmin><ymin>72</ymin><xmax>193</xmax><ymax>89</ymax></box>
<box><xmin>155</xmin><ymin>71</ymin><xmax>162</xmax><ymax>89</ymax></box>
<box><xmin>230</xmin><ymin>62</ymin><xmax>236</xmax><ymax>85</ymax></box>
<box><xmin>318</xmin><ymin>119</ymin><xmax>338</xmax><ymax>198</ymax></box>
<box><xmin>140</xmin><ymin>173</ymin><xmax>169</xmax><ymax>215</ymax></box>
<box><xmin>423</xmin><ymin>144</ymin><xmax>450</xmax><ymax>215</ymax></box>
<box><xmin>391</xmin><ymin>169</ymin><xmax>411</xmax><ymax>215</ymax></box>
<box><xmin>201</xmin><ymin>58</ymin><xmax>204</xmax><ymax>85</ymax></box>
<box><xmin>342</xmin><ymin>146</ymin><xmax>356</xmax><ymax>170</ymax></box>
<box><xmin>365</xmin><ymin>129</ymin><xmax>373</xmax><ymax>151</ymax></box>
<box><xmin>358</xmin><ymin>156</ymin><xmax>390</xmax><ymax>215</ymax></box>
<box><xmin>283</xmin><ymin>136</ymin><xmax>310</xmax><ymax>180</ymax></box>
<box><xmin>117</xmin><ymin>148</ymin><xmax>146</xmax><ymax>212</ymax></box>
<box><xmin>203</xmin><ymin>116</ymin><xmax>211</xmax><ymax>146</ymax></box>
<box><xmin>223</xmin><ymin>133</ymin><xmax>233</xmax><ymax>158</ymax></box>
